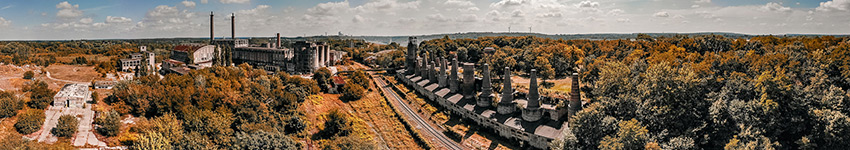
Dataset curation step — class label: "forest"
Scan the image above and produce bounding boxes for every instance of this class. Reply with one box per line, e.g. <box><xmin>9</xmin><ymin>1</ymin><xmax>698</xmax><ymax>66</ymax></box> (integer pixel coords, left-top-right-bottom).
<box><xmin>416</xmin><ymin>34</ymin><xmax>850</xmax><ymax>149</ymax></box>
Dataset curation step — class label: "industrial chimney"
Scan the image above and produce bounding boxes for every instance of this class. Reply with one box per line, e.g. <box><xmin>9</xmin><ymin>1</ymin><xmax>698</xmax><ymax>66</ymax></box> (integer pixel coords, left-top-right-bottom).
<box><xmin>276</xmin><ymin>33</ymin><xmax>281</xmax><ymax>49</ymax></box>
<box><xmin>231</xmin><ymin>13</ymin><xmax>235</xmax><ymax>39</ymax></box>
<box><xmin>209</xmin><ymin>11</ymin><xmax>214</xmax><ymax>43</ymax></box>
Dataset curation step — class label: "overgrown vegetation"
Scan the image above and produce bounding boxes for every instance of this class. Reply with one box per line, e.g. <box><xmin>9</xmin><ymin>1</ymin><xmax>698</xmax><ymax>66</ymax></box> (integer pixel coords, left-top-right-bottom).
<box><xmin>52</xmin><ymin>115</ymin><xmax>79</xmax><ymax>137</ymax></box>
<box><xmin>421</xmin><ymin>35</ymin><xmax>850</xmax><ymax>149</ymax></box>
<box><xmin>104</xmin><ymin>64</ymin><xmax>316</xmax><ymax>149</ymax></box>
<box><xmin>14</xmin><ymin>109</ymin><xmax>45</xmax><ymax>135</ymax></box>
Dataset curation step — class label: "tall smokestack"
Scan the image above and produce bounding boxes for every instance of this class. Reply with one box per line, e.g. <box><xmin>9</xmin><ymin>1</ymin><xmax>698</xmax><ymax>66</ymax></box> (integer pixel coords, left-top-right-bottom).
<box><xmin>276</xmin><ymin>33</ymin><xmax>281</xmax><ymax>49</ymax></box>
<box><xmin>231</xmin><ymin>13</ymin><xmax>235</xmax><ymax>39</ymax></box>
<box><xmin>210</xmin><ymin>11</ymin><xmax>214</xmax><ymax>43</ymax></box>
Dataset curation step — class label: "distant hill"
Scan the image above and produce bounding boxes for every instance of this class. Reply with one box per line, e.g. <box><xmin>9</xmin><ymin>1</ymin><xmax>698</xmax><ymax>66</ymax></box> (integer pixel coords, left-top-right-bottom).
<box><xmin>300</xmin><ymin>32</ymin><xmax>848</xmax><ymax>45</ymax></box>
<box><xmin>10</xmin><ymin>32</ymin><xmax>847</xmax><ymax>44</ymax></box>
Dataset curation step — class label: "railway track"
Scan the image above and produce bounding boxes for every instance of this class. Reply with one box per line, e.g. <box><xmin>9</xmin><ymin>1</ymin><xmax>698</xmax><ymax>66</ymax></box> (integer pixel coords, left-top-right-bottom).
<box><xmin>374</xmin><ymin>77</ymin><xmax>464</xmax><ymax>150</ymax></box>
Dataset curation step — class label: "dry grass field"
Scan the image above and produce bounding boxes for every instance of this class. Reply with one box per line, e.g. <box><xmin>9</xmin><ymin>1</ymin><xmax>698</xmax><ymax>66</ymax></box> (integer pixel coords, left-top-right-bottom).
<box><xmin>44</xmin><ymin>64</ymin><xmax>104</xmax><ymax>83</ymax></box>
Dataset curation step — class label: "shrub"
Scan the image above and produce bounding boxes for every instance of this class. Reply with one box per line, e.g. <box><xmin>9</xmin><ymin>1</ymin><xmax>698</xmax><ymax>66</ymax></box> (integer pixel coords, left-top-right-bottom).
<box><xmin>22</xmin><ymin>71</ymin><xmax>34</xmax><ymax>79</ymax></box>
<box><xmin>340</xmin><ymin>84</ymin><xmax>365</xmax><ymax>102</ymax></box>
<box><xmin>233</xmin><ymin>131</ymin><xmax>299</xmax><ymax>150</ymax></box>
<box><xmin>15</xmin><ymin>109</ymin><xmax>45</xmax><ymax>134</ymax></box>
<box><xmin>24</xmin><ymin>80</ymin><xmax>55</xmax><ymax>109</ymax></box>
<box><xmin>52</xmin><ymin>115</ymin><xmax>78</xmax><ymax>137</ymax></box>
<box><xmin>95</xmin><ymin>111</ymin><xmax>121</xmax><ymax>137</ymax></box>
<box><xmin>0</xmin><ymin>97</ymin><xmax>22</xmax><ymax>118</ymax></box>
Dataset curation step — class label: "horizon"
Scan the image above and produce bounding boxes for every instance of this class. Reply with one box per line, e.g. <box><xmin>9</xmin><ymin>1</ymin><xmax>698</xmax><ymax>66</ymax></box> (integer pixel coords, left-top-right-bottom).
<box><xmin>0</xmin><ymin>0</ymin><xmax>848</xmax><ymax>40</ymax></box>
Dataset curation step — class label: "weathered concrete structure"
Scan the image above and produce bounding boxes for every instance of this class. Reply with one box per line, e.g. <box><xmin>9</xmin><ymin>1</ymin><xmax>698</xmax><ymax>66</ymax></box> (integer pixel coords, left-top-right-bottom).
<box><xmin>478</xmin><ymin>63</ymin><xmax>493</xmax><ymax>107</ymax></box>
<box><xmin>522</xmin><ymin>69</ymin><xmax>543</xmax><ymax>122</ymax></box>
<box><xmin>53</xmin><ymin>84</ymin><xmax>91</xmax><ymax>108</ymax></box>
<box><xmin>462</xmin><ymin>63</ymin><xmax>475</xmax><ymax>100</ymax></box>
<box><xmin>396</xmin><ymin>37</ymin><xmax>582</xmax><ymax>149</ymax></box>
<box><xmin>498</xmin><ymin>67</ymin><xmax>516</xmax><ymax>115</ymax></box>
<box><xmin>163</xmin><ymin>44</ymin><xmax>217</xmax><ymax>75</ymax></box>
<box><xmin>406</xmin><ymin>37</ymin><xmax>418</xmax><ymax>75</ymax></box>
<box><xmin>449</xmin><ymin>57</ymin><xmax>459</xmax><ymax>93</ymax></box>
<box><xmin>119</xmin><ymin>46</ymin><xmax>155</xmax><ymax>72</ymax></box>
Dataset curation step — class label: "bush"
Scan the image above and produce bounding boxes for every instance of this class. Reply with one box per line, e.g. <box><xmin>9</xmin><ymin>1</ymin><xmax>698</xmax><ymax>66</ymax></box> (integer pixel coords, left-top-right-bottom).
<box><xmin>233</xmin><ymin>131</ymin><xmax>299</xmax><ymax>150</ymax></box>
<box><xmin>22</xmin><ymin>71</ymin><xmax>34</xmax><ymax>79</ymax></box>
<box><xmin>313</xmin><ymin>67</ymin><xmax>332</xmax><ymax>92</ymax></box>
<box><xmin>24</xmin><ymin>80</ymin><xmax>55</xmax><ymax>109</ymax></box>
<box><xmin>340</xmin><ymin>84</ymin><xmax>365</xmax><ymax>102</ymax></box>
<box><xmin>318</xmin><ymin>109</ymin><xmax>352</xmax><ymax>139</ymax></box>
<box><xmin>95</xmin><ymin>111</ymin><xmax>121</xmax><ymax>137</ymax></box>
<box><xmin>52</xmin><ymin>115</ymin><xmax>78</xmax><ymax>137</ymax></box>
<box><xmin>15</xmin><ymin>109</ymin><xmax>45</xmax><ymax>134</ymax></box>
<box><xmin>0</xmin><ymin>97</ymin><xmax>22</xmax><ymax>118</ymax></box>
<box><xmin>72</xmin><ymin>56</ymin><xmax>87</xmax><ymax>65</ymax></box>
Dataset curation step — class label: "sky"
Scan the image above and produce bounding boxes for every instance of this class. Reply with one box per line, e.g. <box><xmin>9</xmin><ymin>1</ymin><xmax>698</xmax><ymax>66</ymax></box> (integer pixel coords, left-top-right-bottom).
<box><xmin>0</xmin><ymin>0</ymin><xmax>848</xmax><ymax>40</ymax></box>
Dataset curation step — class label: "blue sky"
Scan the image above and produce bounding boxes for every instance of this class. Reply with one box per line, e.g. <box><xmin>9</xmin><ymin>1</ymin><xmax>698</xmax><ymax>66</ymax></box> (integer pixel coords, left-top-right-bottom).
<box><xmin>0</xmin><ymin>0</ymin><xmax>847</xmax><ymax>40</ymax></box>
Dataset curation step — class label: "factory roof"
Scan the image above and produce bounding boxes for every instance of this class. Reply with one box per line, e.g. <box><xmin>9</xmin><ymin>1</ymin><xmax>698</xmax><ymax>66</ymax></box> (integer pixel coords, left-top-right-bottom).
<box><xmin>54</xmin><ymin>84</ymin><xmax>91</xmax><ymax>99</ymax></box>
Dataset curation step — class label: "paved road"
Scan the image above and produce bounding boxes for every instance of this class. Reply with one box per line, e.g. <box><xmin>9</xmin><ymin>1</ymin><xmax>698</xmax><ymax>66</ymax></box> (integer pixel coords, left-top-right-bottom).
<box><xmin>373</xmin><ymin>76</ymin><xmax>464</xmax><ymax>150</ymax></box>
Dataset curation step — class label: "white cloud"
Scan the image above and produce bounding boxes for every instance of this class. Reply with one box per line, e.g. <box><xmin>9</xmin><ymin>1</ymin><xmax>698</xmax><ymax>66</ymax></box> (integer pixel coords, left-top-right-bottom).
<box><xmin>137</xmin><ymin>5</ymin><xmax>200</xmax><ymax>32</ymax></box>
<box><xmin>353</xmin><ymin>0</ymin><xmax>421</xmax><ymax>13</ymax></box>
<box><xmin>695</xmin><ymin>0</ymin><xmax>711</xmax><ymax>4</ymax></box>
<box><xmin>490</xmin><ymin>0</ymin><xmax>529</xmax><ymax>8</ymax></box>
<box><xmin>106</xmin><ymin>16</ymin><xmax>132</xmax><ymax>23</ymax></box>
<box><xmin>539</xmin><ymin>12</ymin><xmax>562</xmax><ymax>18</ymax></box>
<box><xmin>617</xmin><ymin>18</ymin><xmax>630</xmax><ymax>22</ymax></box>
<box><xmin>427</xmin><ymin>14</ymin><xmax>450</xmax><ymax>22</ymax></box>
<box><xmin>457</xmin><ymin>14</ymin><xmax>479</xmax><ymax>22</ymax></box>
<box><xmin>201</xmin><ymin>0</ymin><xmax>208</xmax><ymax>4</ymax></box>
<box><xmin>79</xmin><ymin>18</ymin><xmax>93</xmax><ymax>24</ymax></box>
<box><xmin>692</xmin><ymin>5</ymin><xmax>700</xmax><ymax>8</ymax></box>
<box><xmin>653</xmin><ymin>11</ymin><xmax>670</xmax><ymax>17</ymax></box>
<box><xmin>0</xmin><ymin>17</ymin><xmax>10</xmax><ymax>27</ymax></box>
<box><xmin>352</xmin><ymin>15</ymin><xmax>371</xmax><ymax>23</ymax></box>
<box><xmin>445</xmin><ymin>0</ymin><xmax>475</xmax><ymax>7</ymax></box>
<box><xmin>56</xmin><ymin>1</ymin><xmax>83</xmax><ymax>18</ymax></box>
<box><xmin>761</xmin><ymin>2</ymin><xmax>791</xmax><ymax>12</ymax></box>
<box><xmin>608</xmin><ymin>9</ymin><xmax>624</xmax><ymax>16</ymax></box>
<box><xmin>576</xmin><ymin>1</ymin><xmax>599</xmax><ymax>8</ymax></box>
<box><xmin>220</xmin><ymin>0</ymin><xmax>249</xmax><ymax>4</ymax></box>
<box><xmin>182</xmin><ymin>1</ymin><xmax>196</xmax><ymax>8</ymax></box>
<box><xmin>307</xmin><ymin>1</ymin><xmax>350</xmax><ymax>17</ymax></box>
<box><xmin>511</xmin><ymin>9</ymin><xmax>525</xmax><ymax>17</ymax></box>
<box><xmin>576</xmin><ymin>0</ymin><xmax>601</xmax><ymax>13</ymax></box>
<box><xmin>817</xmin><ymin>0</ymin><xmax>850</xmax><ymax>12</ymax></box>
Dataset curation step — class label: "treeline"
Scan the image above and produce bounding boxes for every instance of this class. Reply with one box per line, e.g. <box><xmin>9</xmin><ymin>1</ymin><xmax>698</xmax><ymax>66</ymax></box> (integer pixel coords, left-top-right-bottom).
<box><xmin>421</xmin><ymin>35</ymin><xmax>850</xmax><ymax>149</ymax></box>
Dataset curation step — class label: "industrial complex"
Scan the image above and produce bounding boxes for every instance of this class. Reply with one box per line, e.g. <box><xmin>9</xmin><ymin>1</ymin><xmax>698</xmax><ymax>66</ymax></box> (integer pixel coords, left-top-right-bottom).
<box><xmin>397</xmin><ymin>37</ymin><xmax>581</xmax><ymax>149</ymax></box>
<box><xmin>160</xmin><ymin>12</ymin><xmax>345</xmax><ymax>75</ymax></box>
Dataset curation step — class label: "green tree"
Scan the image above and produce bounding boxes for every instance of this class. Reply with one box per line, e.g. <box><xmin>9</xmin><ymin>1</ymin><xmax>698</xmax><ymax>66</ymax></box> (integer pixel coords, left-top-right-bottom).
<box><xmin>599</xmin><ymin>119</ymin><xmax>649</xmax><ymax>150</ymax></box>
<box><xmin>132</xmin><ymin>132</ymin><xmax>172</xmax><ymax>150</ymax></box>
<box><xmin>14</xmin><ymin>109</ymin><xmax>44</xmax><ymax>134</ymax></box>
<box><xmin>22</xmin><ymin>71</ymin><xmax>33</xmax><ymax>79</ymax></box>
<box><xmin>72</xmin><ymin>56</ymin><xmax>87</xmax><ymax>65</ymax></box>
<box><xmin>95</xmin><ymin>110</ymin><xmax>121</xmax><ymax>137</ymax></box>
<box><xmin>233</xmin><ymin>131</ymin><xmax>299</xmax><ymax>150</ymax></box>
<box><xmin>322</xmin><ymin>135</ymin><xmax>376</xmax><ymax>150</ymax></box>
<box><xmin>318</xmin><ymin>109</ymin><xmax>353</xmax><ymax>139</ymax></box>
<box><xmin>0</xmin><ymin>97</ymin><xmax>22</xmax><ymax>118</ymax></box>
<box><xmin>340</xmin><ymin>84</ymin><xmax>365</xmax><ymax>102</ymax></box>
<box><xmin>349</xmin><ymin>69</ymin><xmax>371</xmax><ymax>89</ymax></box>
<box><xmin>24</xmin><ymin>80</ymin><xmax>55</xmax><ymax>109</ymax></box>
<box><xmin>313</xmin><ymin>67</ymin><xmax>332</xmax><ymax>92</ymax></box>
<box><xmin>52</xmin><ymin>115</ymin><xmax>79</xmax><ymax>137</ymax></box>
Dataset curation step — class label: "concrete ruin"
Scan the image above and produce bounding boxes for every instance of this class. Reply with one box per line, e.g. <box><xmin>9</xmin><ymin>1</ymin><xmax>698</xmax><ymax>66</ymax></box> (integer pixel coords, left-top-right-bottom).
<box><xmin>53</xmin><ymin>84</ymin><xmax>91</xmax><ymax>108</ymax></box>
<box><xmin>398</xmin><ymin>37</ymin><xmax>583</xmax><ymax>149</ymax></box>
